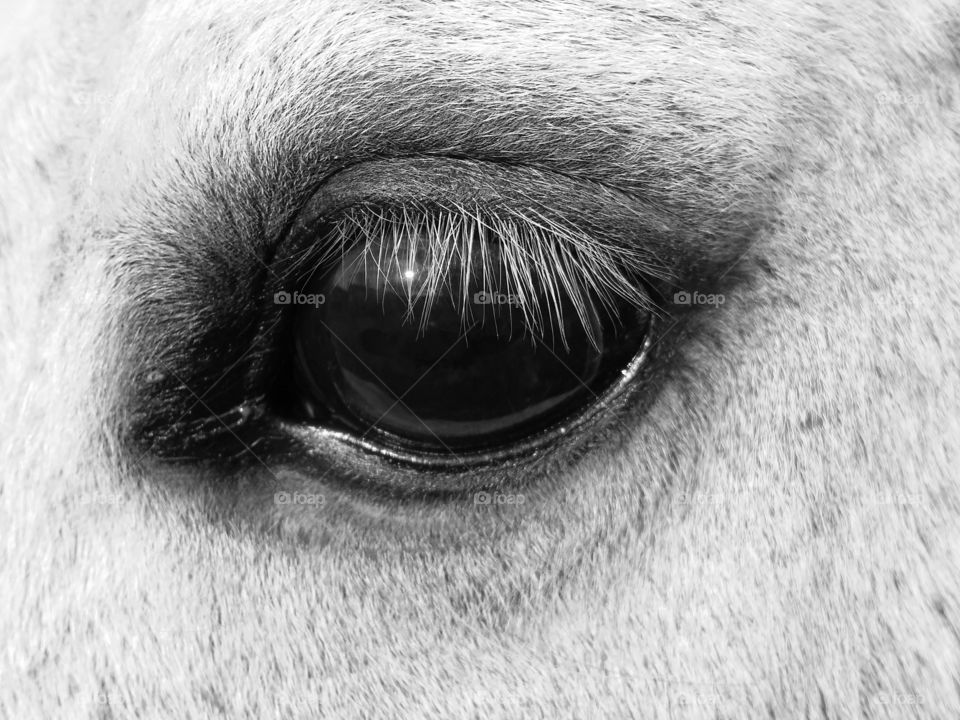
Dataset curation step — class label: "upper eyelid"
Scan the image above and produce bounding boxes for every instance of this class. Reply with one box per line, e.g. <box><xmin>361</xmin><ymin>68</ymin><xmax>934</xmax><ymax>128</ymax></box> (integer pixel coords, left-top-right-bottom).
<box><xmin>277</xmin><ymin>157</ymin><xmax>685</xmax><ymax>279</ymax></box>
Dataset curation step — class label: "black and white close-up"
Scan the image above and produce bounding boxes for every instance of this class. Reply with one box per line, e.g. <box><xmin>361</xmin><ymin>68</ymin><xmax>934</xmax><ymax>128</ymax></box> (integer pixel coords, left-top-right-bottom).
<box><xmin>1</xmin><ymin>1</ymin><xmax>958</xmax><ymax>718</ymax></box>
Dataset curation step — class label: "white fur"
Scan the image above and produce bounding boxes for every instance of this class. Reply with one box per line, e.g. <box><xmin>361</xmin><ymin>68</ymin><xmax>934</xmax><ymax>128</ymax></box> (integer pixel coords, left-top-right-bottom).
<box><xmin>1</xmin><ymin>1</ymin><xmax>959</xmax><ymax>718</ymax></box>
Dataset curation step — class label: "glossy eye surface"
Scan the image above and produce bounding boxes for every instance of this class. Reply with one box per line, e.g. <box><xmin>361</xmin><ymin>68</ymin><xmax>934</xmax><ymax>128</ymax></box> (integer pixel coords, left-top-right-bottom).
<box><xmin>280</xmin><ymin>208</ymin><xmax>653</xmax><ymax>456</ymax></box>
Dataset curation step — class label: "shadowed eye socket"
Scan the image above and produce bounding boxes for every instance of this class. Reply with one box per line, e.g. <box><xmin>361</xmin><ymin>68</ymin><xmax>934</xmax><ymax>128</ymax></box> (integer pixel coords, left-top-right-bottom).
<box><xmin>273</xmin><ymin>205</ymin><xmax>653</xmax><ymax>459</ymax></box>
<box><xmin>127</xmin><ymin>156</ymin><xmax>690</xmax><ymax>490</ymax></box>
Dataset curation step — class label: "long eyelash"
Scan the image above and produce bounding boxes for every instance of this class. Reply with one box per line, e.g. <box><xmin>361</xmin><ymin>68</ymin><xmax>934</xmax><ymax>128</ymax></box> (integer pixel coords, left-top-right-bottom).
<box><xmin>290</xmin><ymin>203</ymin><xmax>665</xmax><ymax>348</ymax></box>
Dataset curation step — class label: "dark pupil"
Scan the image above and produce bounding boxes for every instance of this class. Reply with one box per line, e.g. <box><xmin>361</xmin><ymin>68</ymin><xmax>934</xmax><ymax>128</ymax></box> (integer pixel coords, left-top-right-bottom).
<box><xmin>290</xmin><ymin>237</ymin><xmax>644</xmax><ymax>453</ymax></box>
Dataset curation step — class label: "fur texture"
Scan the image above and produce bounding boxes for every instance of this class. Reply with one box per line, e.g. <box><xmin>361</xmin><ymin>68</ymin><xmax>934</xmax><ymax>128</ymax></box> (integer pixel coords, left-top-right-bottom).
<box><xmin>1</xmin><ymin>1</ymin><xmax>959</xmax><ymax>718</ymax></box>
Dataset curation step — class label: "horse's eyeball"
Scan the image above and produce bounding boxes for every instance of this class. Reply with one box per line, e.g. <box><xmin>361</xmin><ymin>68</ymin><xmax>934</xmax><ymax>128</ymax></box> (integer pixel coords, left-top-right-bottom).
<box><xmin>276</xmin><ymin>209</ymin><xmax>652</xmax><ymax>460</ymax></box>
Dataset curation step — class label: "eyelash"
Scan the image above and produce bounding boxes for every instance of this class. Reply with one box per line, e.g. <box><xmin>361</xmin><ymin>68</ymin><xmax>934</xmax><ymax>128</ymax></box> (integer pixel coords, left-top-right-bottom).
<box><xmin>282</xmin><ymin>202</ymin><xmax>665</xmax><ymax>347</ymax></box>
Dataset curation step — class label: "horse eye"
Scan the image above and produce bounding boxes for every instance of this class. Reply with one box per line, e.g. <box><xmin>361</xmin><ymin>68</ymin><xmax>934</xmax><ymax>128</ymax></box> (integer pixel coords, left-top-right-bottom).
<box><xmin>275</xmin><ymin>208</ymin><xmax>652</xmax><ymax>459</ymax></box>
